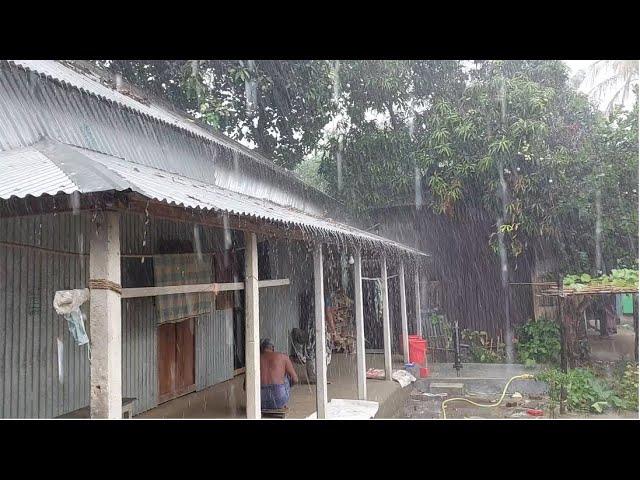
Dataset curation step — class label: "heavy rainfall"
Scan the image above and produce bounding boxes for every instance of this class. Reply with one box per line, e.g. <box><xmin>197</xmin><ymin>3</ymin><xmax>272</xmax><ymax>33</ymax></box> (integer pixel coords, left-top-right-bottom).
<box><xmin>0</xmin><ymin>59</ymin><xmax>638</xmax><ymax>420</ymax></box>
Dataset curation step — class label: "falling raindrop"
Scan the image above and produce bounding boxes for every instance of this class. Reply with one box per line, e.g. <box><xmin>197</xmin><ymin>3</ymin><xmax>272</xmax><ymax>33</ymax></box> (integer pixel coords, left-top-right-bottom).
<box><xmin>69</xmin><ymin>191</ymin><xmax>81</xmax><ymax>216</ymax></box>
<box><xmin>193</xmin><ymin>224</ymin><xmax>203</xmax><ymax>261</ymax></box>
<box><xmin>57</xmin><ymin>337</ymin><xmax>64</xmax><ymax>385</ymax></box>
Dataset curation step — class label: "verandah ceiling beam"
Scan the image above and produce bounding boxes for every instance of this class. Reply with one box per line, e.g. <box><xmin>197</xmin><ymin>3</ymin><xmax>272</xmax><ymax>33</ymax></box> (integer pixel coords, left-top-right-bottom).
<box><xmin>1</xmin><ymin>190</ymin><xmax>423</xmax><ymax>259</ymax></box>
<box><xmin>124</xmin><ymin>193</ymin><xmax>310</xmax><ymax>243</ymax></box>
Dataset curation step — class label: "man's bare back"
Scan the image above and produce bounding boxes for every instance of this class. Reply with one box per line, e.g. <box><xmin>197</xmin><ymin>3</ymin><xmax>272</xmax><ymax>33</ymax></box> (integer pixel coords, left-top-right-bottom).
<box><xmin>260</xmin><ymin>351</ymin><xmax>298</xmax><ymax>385</ymax></box>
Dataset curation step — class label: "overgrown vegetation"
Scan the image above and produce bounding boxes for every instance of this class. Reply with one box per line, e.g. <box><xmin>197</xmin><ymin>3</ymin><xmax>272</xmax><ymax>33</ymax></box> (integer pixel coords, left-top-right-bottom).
<box><xmin>515</xmin><ymin>317</ymin><xmax>561</xmax><ymax>366</ymax></box>
<box><xmin>537</xmin><ymin>362</ymin><xmax>639</xmax><ymax>414</ymax></box>
<box><xmin>538</xmin><ymin>368</ymin><xmax>618</xmax><ymax>413</ymax></box>
<box><xmin>614</xmin><ymin>363</ymin><xmax>639</xmax><ymax>411</ymax></box>
<box><xmin>461</xmin><ymin>330</ymin><xmax>505</xmax><ymax>363</ymax></box>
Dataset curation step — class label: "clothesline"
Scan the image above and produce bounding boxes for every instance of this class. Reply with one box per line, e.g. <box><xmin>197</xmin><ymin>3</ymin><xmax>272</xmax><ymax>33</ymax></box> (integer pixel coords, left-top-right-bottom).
<box><xmin>361</xmin><ymin>275</ymin><xmax>398</xmax><ymax>281</ymax></box>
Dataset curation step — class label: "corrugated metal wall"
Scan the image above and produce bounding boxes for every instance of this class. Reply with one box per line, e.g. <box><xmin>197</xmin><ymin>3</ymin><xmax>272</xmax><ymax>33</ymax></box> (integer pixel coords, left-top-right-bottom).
<box><xmin>120</xmin><ymin>212</ymin><xmax>156</xmax><ymax>415</ymax></box>
<box><xmin>374</xmin><ymin>206</ymin><xmax>534</xmax><ymax>338</ymax></box>
<box><xmin>259</xmin><ymin>239</ymin><xmax>310</xmax><ymax>353</ymax></box>
<box><xmin>120</xmin><ymin>212</ymin><xmax>234</xmax><ymax>414</ymax></box>
<box><xmin>121</xmin><ymin>297</ymin><xmax>157</xmax><ymax>414</ymax></box>
<box><xmin>1</xmin><ymin>210</ymin><xmax>303</xmax><ymax>417</ymax></box>
<box><xmin>196</xmin><ymin>309</ymin><xmax>234</xmax><ymax>390</ymax></box>
<box><xmin>0</xmin><ymin>212</ymin><xmax>90</xmax><ymax>418</ymax></box>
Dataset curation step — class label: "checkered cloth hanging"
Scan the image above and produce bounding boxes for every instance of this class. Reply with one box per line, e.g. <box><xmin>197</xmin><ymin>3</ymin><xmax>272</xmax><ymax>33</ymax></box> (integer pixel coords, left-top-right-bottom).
<box><xmin>154</xmin><ymin>254</ymin><xmax>213</xmax><ymax>324</ymax></box>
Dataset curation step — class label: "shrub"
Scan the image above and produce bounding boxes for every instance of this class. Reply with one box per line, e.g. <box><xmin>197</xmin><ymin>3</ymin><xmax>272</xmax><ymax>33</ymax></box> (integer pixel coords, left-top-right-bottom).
<box><xmin>614</xmin><ymin>362</ymin><xmax>639</xmax><ymax>411</ymax></box>
<box><xmin>537</xmin><ymin>367</ymin><xmax>622</xmax><ymax>413</ymax></box>
<box><xmin>516</xmin><ymin>317</ymin><xmax>561</xmax><ymax>366</ymax></box>
<box><xmin>461</xmin><ymin>330</ymin><xmax>505</xmax><ymax>363</ymax></box>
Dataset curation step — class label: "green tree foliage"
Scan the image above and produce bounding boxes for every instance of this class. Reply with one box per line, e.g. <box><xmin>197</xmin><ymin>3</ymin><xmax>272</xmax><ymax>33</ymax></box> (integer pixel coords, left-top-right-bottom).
<box><xmin>96</xmin><ymin>60</ymin><xmax>637</xmax><ymax>274</ymax></box>
<box><xmin>94</xmin><ymin>60</ymin><xmax>336</xmax><ymax>169</ymax></box>
<box><xmin>411</xmin><ymin>61</ymin><xmax>601</xmax><ymax>259</ymax></box>
<box><xmin>319</xmin><ymin>60</ymin><xmax>637</xmax><ymax>272</ymax></box>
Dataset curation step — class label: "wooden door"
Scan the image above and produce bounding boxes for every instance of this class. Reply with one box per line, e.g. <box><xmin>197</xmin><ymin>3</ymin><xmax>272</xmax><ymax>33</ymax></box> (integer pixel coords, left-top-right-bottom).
<box><xmin>158</xmin><ymin>323</ymin><xmax>177</xmax><ymax>403</ymax></box>
<box><xmin>175</xmin><ymin>318</ymin><xmax>195</xmax><ymax>395</ymax></box>
<box><xmin>158</xmin><ymin>318</ymin><xmax>195</xmax><ymax>404</ymax></box>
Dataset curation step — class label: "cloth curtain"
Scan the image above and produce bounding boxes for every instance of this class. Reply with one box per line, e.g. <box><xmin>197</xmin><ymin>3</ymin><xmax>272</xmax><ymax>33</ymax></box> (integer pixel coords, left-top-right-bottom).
<box><xmin>154</xmin><ymin>254</ymin><xmax>213</xmax><ymax>324</ymax></box>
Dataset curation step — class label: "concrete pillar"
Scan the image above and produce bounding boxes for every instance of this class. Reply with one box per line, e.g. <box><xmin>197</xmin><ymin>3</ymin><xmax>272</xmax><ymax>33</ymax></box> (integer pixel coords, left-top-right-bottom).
<box><xmin>381</xmin><ymin>256</ymin><xmax>393</xmax><ymax>380</ymax></box>
<box><xmin>244</xmin><ymin>232</ymin><xmax>261</xmax><ymax>419</ymax></box>
<box><xmin>399</xmin><ymin>260</ymin><xmax>409</xmax><ymax>364</ymax></box>
<box><xmin>353</xmin><ymin>248</ymin><xmax>367</xmax><ymax>400</ymax></box>
<box><xmin>89</xmin><ymin>211</ymin><xmax>122</xmax><ymax>419</ymax></box>
<box><xmin>415</xmin><ymin>262</ymin><xmax>422</xmax><ymax>337</ymax></box>
<box><xmin>313</xmin><ymin>244</ymin><xmax>328</xmax><ymax>418</ymax></box>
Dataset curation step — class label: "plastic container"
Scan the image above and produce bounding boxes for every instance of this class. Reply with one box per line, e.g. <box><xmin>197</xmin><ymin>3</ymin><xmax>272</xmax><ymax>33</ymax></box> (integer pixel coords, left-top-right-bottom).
<box><xmin>404</xmin><ymin>335</ymin><xmax>423</xmax><ymax>358</ymax></box>
<box><xmin>408</xmin><ymin>338</ymin><xmax>427</xmax><ymax>366</ymax></box>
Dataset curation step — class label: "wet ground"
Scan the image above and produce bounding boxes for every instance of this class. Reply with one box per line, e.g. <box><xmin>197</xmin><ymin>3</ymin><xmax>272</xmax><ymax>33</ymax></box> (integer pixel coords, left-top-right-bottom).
<box><xmin>588</xmin><ymin>321</ymin><xmax>636</xmax><ymax>363</ymax></box>
<box><xmin>398</xmin><ymin>385</ymin><xmax>555</xmax><ymax>419</ymax></box>
<box><xmin>137</xmin><ymin>353</ymin><xmax>408</xmax><ymax>419</ymax></box>
<box><xmin>396</xmin><ymin>363</ymin><xmax>548</xmax><ymax>419</ymax></box>
<box><xmin>399</xmin><ymin>392</ymin><xmax>638</xmax><ymax>419</ymax></box>
<box><xmin>395</xmin><ymin>362</ymin><xmax>639</xmax><ymax>420</ymax></box>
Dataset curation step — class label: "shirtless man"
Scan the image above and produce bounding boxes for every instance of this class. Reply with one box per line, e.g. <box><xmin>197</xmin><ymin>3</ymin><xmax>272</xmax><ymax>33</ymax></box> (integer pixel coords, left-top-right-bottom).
<box><xmin>260</xmin><ymin>338</ymin><xmax>298</xmax><ymax>410</ymax></box>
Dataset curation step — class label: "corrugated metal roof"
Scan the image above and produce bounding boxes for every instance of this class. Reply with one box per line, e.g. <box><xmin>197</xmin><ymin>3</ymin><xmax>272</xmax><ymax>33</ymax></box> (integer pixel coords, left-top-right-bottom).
<box><xmin>0</xmin><ymin>147</ymin><xmax>76</xmax><ymax>198</ymax></box>
<box><xmin>5</xmin><ymin>60</ymin><xmax>327</xmax><ymax>196</ymax></box>
<box><xmin>0</xmin><ymin>59</ymin><xmax>339</xmax><ymax>217</ymax></box>
<box><xmin>0</xmin><ymin>139</ymin><xmax>426</xmax><ymax>256</ymax></box>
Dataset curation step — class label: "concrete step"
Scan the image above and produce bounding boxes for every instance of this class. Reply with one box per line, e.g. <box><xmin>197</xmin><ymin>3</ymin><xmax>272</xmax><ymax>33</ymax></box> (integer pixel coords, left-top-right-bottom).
<box><xmin>429</xmin><ymin>382</ymin><xmax>464</xmax><ymax>396</ymax></box>
<box><xmin>418</xmin><ymin>377</ymin><xmax>548</xmax><ymax>396</ymax></box>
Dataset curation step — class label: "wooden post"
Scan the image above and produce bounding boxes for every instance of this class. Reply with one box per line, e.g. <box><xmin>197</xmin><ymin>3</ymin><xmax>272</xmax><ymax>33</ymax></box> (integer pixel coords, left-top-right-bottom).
<box><xmin>399</xmin><ymin>260</ymin><xmax>409</xmax><ymax>364</ymax></box>
<box><xmin>415</xmin><ymin>262</ymin><xmax>422</xmax><ymax>338</ymax></box>
<box><xmin>354</xmin><ymin>248</ymin><xmax>367</xmax><ymax>400</ymax></box>
<box><xmin>381</xmin><ymin>256</ymin><xmax>393</xmax><ymax>380</ymax></box>
<box><xmin>313</xmin><ymin>244</ymin><xmax>328</xmax><ymax>418</ymax></box>
<box><xmin>89</xmin><ymin>211</ymin><xmax>122</xmax><ymax>418</ymax></box>
<box><xmin>244</xmin><ymin>232</ymin><xmax>261</xmax><ymax>419</ymax></box>
<box><xmin>557</xmin><ymin>275</ymin><xmax>567</xmax><ymax>414</ymax></box>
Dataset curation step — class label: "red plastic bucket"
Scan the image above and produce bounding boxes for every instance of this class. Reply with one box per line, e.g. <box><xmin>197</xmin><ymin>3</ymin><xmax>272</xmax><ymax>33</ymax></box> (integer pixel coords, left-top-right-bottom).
<box><xmin>408</xmin><ymin>338</ymin><xmax>427</xmax><ymax>366</ymax></box>
<box><xmin>405</xmin><ymin>335</ymin><xmax>424</xmax><ymax>358</ymax></box>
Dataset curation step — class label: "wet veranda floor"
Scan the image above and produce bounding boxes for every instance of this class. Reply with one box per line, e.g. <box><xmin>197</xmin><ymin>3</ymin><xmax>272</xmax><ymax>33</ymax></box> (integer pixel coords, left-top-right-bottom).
<box><xmin>136</xmin><ymin>353</ymin><xmax>409</xmax><ymax>419</ymax></box>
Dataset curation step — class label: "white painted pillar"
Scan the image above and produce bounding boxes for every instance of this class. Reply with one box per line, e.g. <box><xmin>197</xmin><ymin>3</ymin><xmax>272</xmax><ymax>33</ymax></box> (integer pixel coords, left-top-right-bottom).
<box><xmin>381</xmin><ymin>256</ymin><xmax>393</xmax><ymax>380</ymax></box>
<box><xmin>89</xmin><ymin>211</ymin><xmax>122</xmax><ymax>419</ymax></box>
<box><xmin>313</xmin><ymin>244</ymin><xmax>328</xmax><ymax>418</ymax></box>
<box><xmin>399</xmin><ymin>260</ymin><xmax>409</xmax><ymax>364</ymax></box>
<box><xmin>415</xmin><ymin>262</ymin><xmax>422</xmax><ymax>337</ymax></box>
<box><xmin>353</xmin><ymin>248</ymin><xmax>367</xmax><ymax>400</ymax></box>
<box><xmin>244</xmin><ymin>232</ymin><xmax>261</xmax><ymax>419</ymax></box>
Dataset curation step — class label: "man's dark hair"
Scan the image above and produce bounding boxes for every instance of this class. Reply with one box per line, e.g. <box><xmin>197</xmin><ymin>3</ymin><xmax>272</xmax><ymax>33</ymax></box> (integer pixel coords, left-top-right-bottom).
<box><xmin>260</xmin><ymin>338</ymin><xmax>275</xmax><ymax>353</ymax></box>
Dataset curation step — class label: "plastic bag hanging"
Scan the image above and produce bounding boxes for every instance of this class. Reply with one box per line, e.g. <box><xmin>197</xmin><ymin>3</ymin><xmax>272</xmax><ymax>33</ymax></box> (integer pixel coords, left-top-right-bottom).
<box><xmin>53</xmin><ymin>289</ymin><xmax>90</xmax><ymax>346</ymax></box>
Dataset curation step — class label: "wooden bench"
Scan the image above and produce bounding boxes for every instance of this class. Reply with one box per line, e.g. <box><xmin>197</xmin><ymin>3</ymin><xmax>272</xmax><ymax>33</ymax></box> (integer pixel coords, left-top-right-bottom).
<box><xmin>261</xmin><ymin>407</ymin><xmax>288</xmax><ymax>419</ymax></box>
<box><xmin>56</xmin><ymin>398</ymin><xmax>137</xmax><ymax>419</ymax></box>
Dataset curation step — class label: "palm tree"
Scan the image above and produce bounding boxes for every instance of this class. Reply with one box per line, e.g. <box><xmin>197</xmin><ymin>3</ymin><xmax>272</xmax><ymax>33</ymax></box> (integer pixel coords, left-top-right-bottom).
<box><xmin>583</xmin><ymin>60</ymin><xmax>639</xmax><ymax>113</ymax></box>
